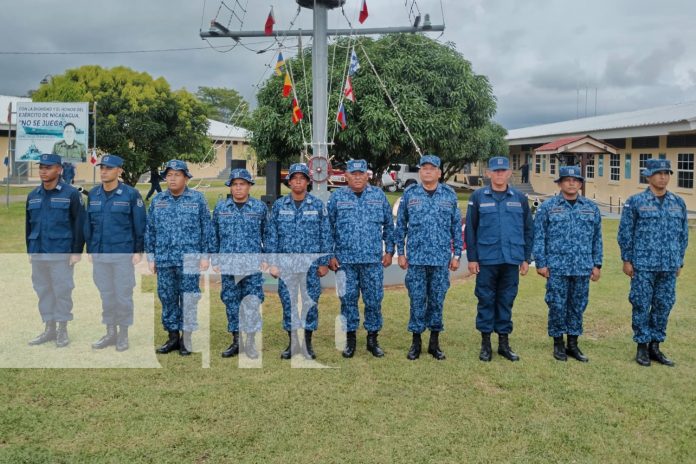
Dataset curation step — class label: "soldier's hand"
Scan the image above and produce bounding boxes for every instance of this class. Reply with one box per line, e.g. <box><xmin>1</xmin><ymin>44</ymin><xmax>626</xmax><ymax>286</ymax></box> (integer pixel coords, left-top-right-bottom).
<box><xmin>537</xmin><ymin>267</ymin><xmax>549</xmax><ymax>278</ymax></box>
<box><xmin>468</xmin><ymin>261</ymin><xmax>480</xmax><ymax>275</ymax></box>
<box><xmin>69</xmin><ymin>254</ymin><xmax>81</xmax><ymax>266</ymax></box>
<box><xmin>199</xmin><ymin>259</ymin><xmax>210</xmax><ymax>272</ymax></box>
<box><xmin>269</xmin><ymin>266</ymin><xmax>280</xmax><ymax>279</ymax></box>
<box><xmin>519</xmin><ymin>261</ymin><xmax>529</xmax><ymax>276</ymax></box>
<box><xmin>132</xmin><ymin>253</ymin><xmax>142</xmax><ymax>265</ymax></box>
<box><xmin>148</xmin><ymin>261</ymin><xmax>157</xmax><ymax>274</ymax></box>
<box><xmin>449</xmin><ymin>258</ymin><xmax>460</xmax><ymax>272</ymax></box>
<box><xmin>590</xmin><ymin>267</ymin><xmax>601</xmax><ymax>282</ymax></box>
<box><xmin>398</xmin><ymin>255</ymin><xmax>408</xmax><ymax>270</ymax></box>
<box><xmin>622</xmin><ymin>261</ymin><xmax>634</xmax><ymax>278</ymax></box>
<box><xmin>317</xmin><ymin>265</ymin><xmax>329</xmax><ymax>277</ymax></box>
<box><xmin>329</xmin><ymin>257</ymin><xmax>340</xmax><ymax>272</ymax></box>
<box><xmin>382</xmin><ymin>253</ymin><xmax>393</xmax><ymax>268</ymax></box>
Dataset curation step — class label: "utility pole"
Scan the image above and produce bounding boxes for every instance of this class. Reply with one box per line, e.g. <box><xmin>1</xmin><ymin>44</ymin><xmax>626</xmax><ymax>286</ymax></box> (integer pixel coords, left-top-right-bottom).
<box><xmin>201</xmin><ymin>0</ymin><xmax>444</xmax><ymax>201</ymax></box>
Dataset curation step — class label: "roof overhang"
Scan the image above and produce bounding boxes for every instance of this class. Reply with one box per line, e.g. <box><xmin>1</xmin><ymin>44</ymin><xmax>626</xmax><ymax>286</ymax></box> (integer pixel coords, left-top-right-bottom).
<box><xmin>535</xmin><ymin>135</ymin><xmax>618</xmax><ymax>155</ymax></box>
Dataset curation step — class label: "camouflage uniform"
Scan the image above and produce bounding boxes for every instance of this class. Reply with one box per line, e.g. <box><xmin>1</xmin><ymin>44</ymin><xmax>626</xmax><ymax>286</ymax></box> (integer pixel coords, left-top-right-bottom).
<box><xmin>52</xmin><ymin>140</ymin><xmax>86</xmax><ymax>163</ymax></box>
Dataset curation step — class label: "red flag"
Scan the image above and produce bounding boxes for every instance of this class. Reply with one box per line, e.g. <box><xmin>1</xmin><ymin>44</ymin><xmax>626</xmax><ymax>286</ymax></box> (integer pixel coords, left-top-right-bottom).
<box><xmin>264</xmin><ymin>7</ymin><xmax>275</xmax><ymax>36</ymax></box>
<box><xmin>343</xmin><ymin>77</ymin><xmax>355</xmax><ymax>103</ymax></box>
<box><xmin>337</xmin><ymin>103</ymin><xmax>347</xmax><ymax>130</ymax></box>
<box><xmin>282</xmin><ymin>72</ymin><xmax>293</xmax><ymax>98</ymax></box>
<box><xmin>90</xmin><ymin>149</ymin><xmax>98</xmax><ymax>166</ymax></box>
<box><xmin>291</xmin><ymin>99</ymin><xmax>303</xmax><ymax>125</ymax></box>
<box><xmin>359</xmin><ymin>0</ymin><xmax>369</xmax><ymax>24</ymax></box>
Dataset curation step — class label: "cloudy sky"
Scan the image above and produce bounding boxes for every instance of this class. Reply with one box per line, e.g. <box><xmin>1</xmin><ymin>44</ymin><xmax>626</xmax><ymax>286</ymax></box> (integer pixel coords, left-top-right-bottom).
<box><xmin>1</xmin><ymin>0</ymin><xmax>695</xmax><ymax>129</ymax></box>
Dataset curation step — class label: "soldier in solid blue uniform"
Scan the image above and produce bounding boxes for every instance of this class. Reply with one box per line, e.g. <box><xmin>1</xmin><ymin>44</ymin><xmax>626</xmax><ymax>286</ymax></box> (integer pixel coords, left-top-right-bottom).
<box><xmin>533</xmin><ymin>166</ymin><xmax>602</xmax><ymax>362</ymax></box>
<box><xmin>211</xmin><ymin>168</ymin><xmax>267</xmax><ymax>360</ymax></box>
<box><xmin>327</xmin><ymin>159</ymin><xmax>395</xmax><ymax>358</ymax></box>
<box><xmin>25</xmin><ymin>154</ymin><xmax>85</xmax><ymax>348</ymax></box>
<box><xmin>394</xmin><ymin>155</ymin><xmax>463</xmax><ymax>361</ymax></box>
<box><xmin>84</xmin><ymin>155</ymin><xmax>146</xmax><ymax>352</ymax></box>
<box><xmin>266</xmin><ymin>163</ymin><xmax>330</xmax><ymax>360</ymax></box>
<box><xmin>145</xmin><ymin>160</ymin><xmax>213</xmax><ymax>356</ymax></box>
<box><xmin>618</xmin><ymin>159</ymin><xmax>689</xmax><ymax>367</ymax></box>
<box><xmin>465</xmin><ymin>156</ymin><xmax>533</xmax><ymax>362</ymax></box>
<box><xmin>61</xmin><ymin>161</ymin><xmax>75</xmax><ymax>185</ymax></box>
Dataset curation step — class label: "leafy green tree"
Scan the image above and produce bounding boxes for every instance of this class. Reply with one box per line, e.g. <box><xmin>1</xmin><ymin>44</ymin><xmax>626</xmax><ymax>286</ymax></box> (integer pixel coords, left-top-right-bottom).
<box><xmin>32</xmin><ymin>65</ymin><xmax>210</xmax><ymax>186</ymax></box>
<box><xmin>249</xmin><ymin>34</ymin><xmax>506</xmax><ymax>179</ymax></box>
<box><xmin>196</xmin><ymin>86</ymin><xmax>250</xmax><ymax>127</ymax></box>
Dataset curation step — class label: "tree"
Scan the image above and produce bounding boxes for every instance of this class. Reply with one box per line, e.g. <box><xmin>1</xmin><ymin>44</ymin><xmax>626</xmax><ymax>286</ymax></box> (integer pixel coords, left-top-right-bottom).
<box><xmin>32</xmin><ymin>65</ymin><xmax>210</xmax><ymax>186</ymax></box>
<box><xmin>249</xmin><ymin>34</ymin><xmax>506</xmax><ymax>180</ymax></box>
<box><xmin>196</xmin><ymin>86</ymin><xmax>250</xmax><ymax>127</ymax></box>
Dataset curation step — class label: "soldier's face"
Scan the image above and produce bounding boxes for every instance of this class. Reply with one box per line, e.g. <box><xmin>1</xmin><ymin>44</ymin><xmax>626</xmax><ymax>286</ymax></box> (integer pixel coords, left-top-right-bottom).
<box><xmin>648</xmin><ymin>171</ymin><xmax>670</xmax><ymax>190</ymax></box>
<box><xmin>559</xmin><ymin>177</ymin><xmax>582</xmax><ymax>197</ymax></box>
<box><xmin>346</xmin><ymin>170</ymin><xmax>368</xmax><ymax>192</ymax></box>
<box><xmin>289</xmin><ymin>173</ymin><xmax>309</xmax><ymax>195</ymax></box>
<box><xmin>230</xmin><ymin>179</ymin><xmax>251</xmax><ymax>201</ymax></box>
<box><xmin>165</xmin><ymin>170</ymin><xmax>188</xmax><ymax>193</ymax></box>
<box><xmin>419</xmin><ymin>164</ymin><xmax>440</xmax><ymax>184</ymax></box>
<box><xmin>38</xmin><ymin>164</ymin><xmax>61</xmax><ymax>183</ymax></box>
<box><xmin>99</xmin><ymin>166</ymin><xmax>121</xmax><ymax>184</ymax></box>
<box><xmin>487</xmin><ymin>169</ymin><xmax>511</xmax><ymax>189</ymax></box>
<box><xmin>63</xmin><ymin>125</ymin><xmax>76</xmax><ymax>145</ymax></box>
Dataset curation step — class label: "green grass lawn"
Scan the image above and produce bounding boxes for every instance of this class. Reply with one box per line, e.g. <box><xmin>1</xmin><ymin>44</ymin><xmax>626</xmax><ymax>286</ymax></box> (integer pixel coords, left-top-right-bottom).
<box><xmin>0</xmin><ymin>191</ymin><xmax>694</xmax><ymax>463</ymax></box>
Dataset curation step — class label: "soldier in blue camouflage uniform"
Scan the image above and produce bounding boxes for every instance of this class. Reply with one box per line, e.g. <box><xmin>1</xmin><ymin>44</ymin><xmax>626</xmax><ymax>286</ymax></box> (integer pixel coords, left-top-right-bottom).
<box><xmin>212</xmin><ymin>168</ymin><xmax>267</xmax><ymax>360</ymax></box>
<box><xmin>533</xmin><ymin>165</ymin><xmax>602</xmax><ymax>362</ymax></box>
<box><xmin>84</xmin><ymin>155</ymin><xmax>146</xmax><ymax>352</ymax></box>
<box><xmin>618</xmin><ymin>159</ymin><xmax>689</xmax><ymax>367</ymax></box>
<box><xmin>25</xmin><ymin>154</ymin><xmax>85</xmax><ymax>348</ymax></box>
<box><xmin>145</xmin><ymin>160</ymin><xmax>213</xmax><ymax>356</ymax></box>
<box><xmin>266</xmin><ymin>163</ymin><xmax>330</xmax><ymax>360</ymax></box>
<box><xmin>465</xmin><ymin>156</ymin><xmax>534</xmax><ymax>362</ymax></box>
<box><xmin>394</xmin><ymin>155</ymin><xmax>463</xmax><ymax>361</ymax></box>
<box><xmin>327</xmin><ymin>159</ymin><xmax>395</xmax><ymax>358</ymax></box>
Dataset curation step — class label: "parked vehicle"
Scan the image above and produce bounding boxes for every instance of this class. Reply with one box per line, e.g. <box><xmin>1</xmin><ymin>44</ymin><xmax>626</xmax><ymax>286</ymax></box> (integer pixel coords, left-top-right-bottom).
<box><xmin>385</xmin><ymin>163</ymin><xmax>420</xmax><ymax>191</ymax></box>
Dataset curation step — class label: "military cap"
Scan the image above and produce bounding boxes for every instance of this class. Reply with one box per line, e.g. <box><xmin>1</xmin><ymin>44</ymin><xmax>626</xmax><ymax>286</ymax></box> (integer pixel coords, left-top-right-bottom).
<box><xmin>555</xmin><ymin>165</ymin><xmax>584</xmax><ymax>183</ymax></box>
<box><xmin>161</xmin><ymin>159</ymin><xmax>193</xmax><ymax>179</ymax></box>
<box><xmin>488</xmin><ymin>156</ymin><xmax>510</xmax><ymax>171</ymax></box>
<box><xmin>286</xmin><ymin>163</ymin><xmax>311</xmax><ymax>181</ymax></box>
<box><xmin>419</xmin><ymin>154</ymin><xmax>441</xmax><ymax>168</ymax></box>
<box><xmin>226</xmin><ymin>168</ymin><xmax>255</xmax><ymax>186</ymax></box>
<box><xmin>97</xmin><ymin>154</ymin><xmax>124</xmax><ymax>168</ymax></box>
<box><xmin>346</xmin><ymin>159</ymin><xmax>368</xmax><ymax>173</ymax></box>
<box><xmin>38</xmin><ymin>153</ymin><xmax>62</xmax><ymax>166</ymax></box>
<box><xmin>643</xmin><ymin>158</ymin><xmax>673</xmax><ymax>177</ymax></box>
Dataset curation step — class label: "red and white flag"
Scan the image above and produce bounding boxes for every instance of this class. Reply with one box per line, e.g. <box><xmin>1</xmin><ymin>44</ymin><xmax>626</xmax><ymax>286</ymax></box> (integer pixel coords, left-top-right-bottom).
<box><xmin>264</xmin><ymin>7</ymin><xmax>275</xmax><ymax>36</ymax></box>
<box><xmin>90</xmin><ymin>149</ymin><xmax>98</xmax><ymax>166</ymax></box>
<box><xmin>359</xmin><ymin>0</ymin><xmax>369</xmax><ymax>24</ymax></box>
<box><xmin>343</xmin><ymin>76</ymin><xmax>355</xmax><ymax>103</ymax></box>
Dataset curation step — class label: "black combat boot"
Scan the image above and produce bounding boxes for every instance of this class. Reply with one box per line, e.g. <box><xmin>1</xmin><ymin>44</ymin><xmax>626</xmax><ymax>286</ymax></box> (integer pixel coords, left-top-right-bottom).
<box><xmin>479</xmin><ymin>332</ymin><xmax>492</xmax><ymax>362</ymax></box>
<box><xmin>497</xmin><ymin>333</ymin><xmax>519</xmax><ymax>362</ymax></box>
<box><xmin>635</xmin><ymin>343</ymin><xmax>651</xmax><ymax>367</ymax></box>
<box><xmin>55</xmin><ymin>322</ymin><xmax>70</xmax><ymax>348</ymax></box>
<box><xmin>566</xmin><ymin>335</ymin><xmax>588</xmax><ymax>362</ymax></box>
<box><xmin>407</xmin><ymin>333</ymin><xmax>422</xmax><ymax>360</ymax></box>
<box><xmin>92</xmin><ymin>325</ymin><xmax>117</xmax><ymax>349</ymax></box>
<box><xmin>648</xmin><ymin>341</ymin><xmax>674</xmax><ymax>367</ymax></box>
<box><xmin>156</xmin><ymin>331</ymin><xmax>180</xmax><ymax>354</ymax></box>
<box><xmin>366</xmin><ymin>332</ymin><xmax>385</xmax><ymax>358</ymax></box>
<box><xmin>179</xmin><ymin>331</ymin><xmax>192</xmax><ymax>356</ymax></box>
<box><xmin>244</xmin><ymin>332</ymin><xmax>259</xmax><ymax>359</ymax></box>
<box><xmin>303</xmin><ymin>330</ymin><xmax>316</xmax><ymax>360</ymax></box>
<box><xmin>280</xmin><ymin>330</ymin><xmax>300</xmax><ymax>360</ymax></box>
<box><xmin>553</xmin><ymin>336</ymin><xmax>567</xmax><ymax>361</ymax></box>
<box><xmin>427</xmin><ymin>331</ymin><xmax>446</xmax><ymax>360</ymax></box>
<box><xmin>221</xmin><ymin>332</ymin><xmax>240</xmax><ymax>358</ymax></box>
<box><xmin>342</xmin><ymin>331</ymin><xmax>357</xmax><ymax>358</ymax></box>
<box><xmin>116</xmin><ymin>325</ymin><xmax>129</xmax><ymax>352</ymax></box>
<box><xmin>28</xmin><ymin>321</ymin><xmax>56</xmax><ymax>346</ymax></box>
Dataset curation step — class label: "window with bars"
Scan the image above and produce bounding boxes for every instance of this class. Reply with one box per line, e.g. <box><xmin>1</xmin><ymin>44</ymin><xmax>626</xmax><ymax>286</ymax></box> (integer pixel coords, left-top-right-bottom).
<box><xmin>639</xmin><ymin>154</ymin><xmax>652</xmax><ymax>184</ymax></box>
<box><xmin>585</xmin><ymin>156</ymin><xmax>595</xmax><ymax>179</ymax></box>
<box><xmin>535</xmin><ymin>154</ymin><xmax>541</xmax><ymax>174</ymax></box>
<box><xmin>512</xmin><ymin>153</ymin><xmax>520</xmax><ymax>171</ymax></box>
<box><xmin>549</xmin><ymin>156</ymin><xmax>556</xmax><ymax>176</ymax></box>
<box><xmin>678</xmin><ymin>153</ymin><xmax>694</xmax><ymax>189</ymax></box>
<box><xmin>610</xmin><ymin>154</ymin><xmax>620</xmax><ymax>181</ymax></box>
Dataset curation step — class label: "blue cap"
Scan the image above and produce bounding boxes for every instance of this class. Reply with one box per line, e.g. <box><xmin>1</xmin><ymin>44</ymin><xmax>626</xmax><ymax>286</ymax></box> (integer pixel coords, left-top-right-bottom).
<box><xmin>419</xmin><ymin>154</ymin><xmax>441</xmax><ymax>168</ymax></box>
<box><xmin>555</xmin><ymin>165</ymin><xmax>584</xmax><ymax>183</ymax></box>
<box><xmin>97</xmin><ymin>154</ymin><xmax>124</xmax><ymax>168</ymax></box>
<box><xmin>488</xmin><ymin>156</ymin><xmax>510</xmax><ymax>171</ymax></box>
<box><xmin>642</xmin><ymin>158</ymin><xmax>673</xmax><ymax>177</ymax></box>
<box><xmin>346</xmin><ymin>159</ymin><xmax>368</xmax><ymax>173</ymax></box>
<box><xmin>226</xmin><ymin>168</ymin><xmax>255</xmax><ymax>186</ymax></box>
<box><xmin>161</xmin><ymin>159</ymin><xmax>193</xmax><ymax>179</ymax></box>
<box><xmin>286</xmin><ymin>163</ymin><xmax>311</xmax><ymax>181</ymax></box>
<box><xmin>39</xmin><ymin>153</ymin><xmax>62</xmax><ymax>166</ymax></box>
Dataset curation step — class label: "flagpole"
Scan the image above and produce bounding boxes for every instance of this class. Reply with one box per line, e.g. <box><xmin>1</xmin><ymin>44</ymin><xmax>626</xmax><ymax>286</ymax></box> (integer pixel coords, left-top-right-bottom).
<box><xmin>92</xmin><ymin>101</ymin><xmax>97</xmax><ymax>185</ymax></box>
<box><xmin>5</xmin><ymin>103</ymin><xmax>12</xmax><ymax>208</ymax></box>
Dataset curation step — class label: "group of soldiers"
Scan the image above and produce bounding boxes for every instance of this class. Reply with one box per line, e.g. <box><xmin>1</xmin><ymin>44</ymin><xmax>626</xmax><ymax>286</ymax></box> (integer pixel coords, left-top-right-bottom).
<box><xmin>25</xmin><ymin>152</ymin><xmax>689</xmax><ymax>367</ymax></box>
